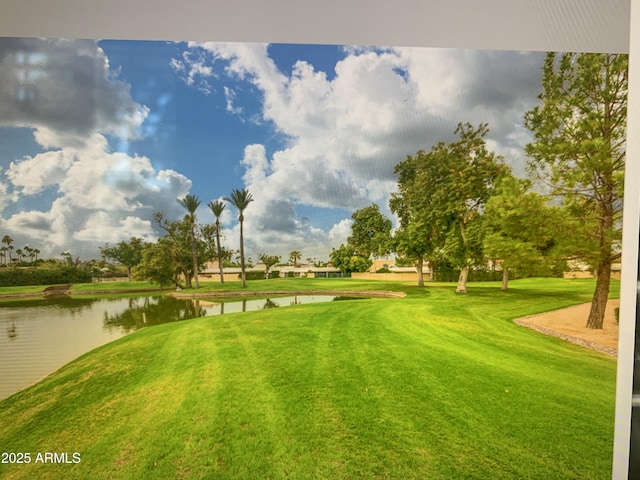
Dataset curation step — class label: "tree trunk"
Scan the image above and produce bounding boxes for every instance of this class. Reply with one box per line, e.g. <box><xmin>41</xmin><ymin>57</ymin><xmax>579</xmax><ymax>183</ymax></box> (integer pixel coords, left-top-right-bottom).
<box><xmin>190</xmin><ymin>226</ymin><xmax>199</xmax><ymax>289</ymax></box>
<box><xmin>587</xmin><ymin>194</ymin><xmax>614</xmax><ymax>329</ymax></box>
<box><xmin>216</xmin><ymin>221</ymin><xmax>224</xmax><ymax>283</ymax></box>
<box><xmin>127</xmin><ymin>266</ymin><xmax>132</xmax><ymax>282</ymax></box>
<box><xmin>586</xmin><ymin>258</ymin><xmax>612</xmax><ymax>329</ymax></box>
<box><xmin>456</xmin><ymin>266</ymin><xmax>468</xmax><ymax>293</ymax></box>
<box><xmin>239</xmin><ymin>217</ymin><xmax>247</xmax><ymax>288</ymax></box>
<box><xmin>501</xmin><ymin>267</ymin><xmax>509</xmax><ymax>291</ymax></box>
<box><xmin>456</xmin><ymin>219</ymin><xmax>469</xmax><ymax>294</ymax></box>
<box><xmin>416</xmin><ymin>255</ymin><xmax>424</xmax><ymax>287</ymax></box>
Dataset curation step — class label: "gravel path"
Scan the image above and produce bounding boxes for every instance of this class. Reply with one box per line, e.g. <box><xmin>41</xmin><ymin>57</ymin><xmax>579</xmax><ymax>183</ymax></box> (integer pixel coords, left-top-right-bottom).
<box><xmin>514</xmin><ymin>300</ymin><xmax>619</xmax><ymax>358</ymax></box>
<box><xmin>514</xmin><ymin>317</ymin><xmax>618</xmax><ymax>357</ymax></box>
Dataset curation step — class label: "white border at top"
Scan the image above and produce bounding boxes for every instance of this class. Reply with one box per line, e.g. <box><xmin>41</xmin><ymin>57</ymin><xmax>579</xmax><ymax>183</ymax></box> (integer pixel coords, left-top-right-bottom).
<box><xmin>0</xmin><ymin>0</ymin><xmax>630</xmax><ymax>53</ymax></box>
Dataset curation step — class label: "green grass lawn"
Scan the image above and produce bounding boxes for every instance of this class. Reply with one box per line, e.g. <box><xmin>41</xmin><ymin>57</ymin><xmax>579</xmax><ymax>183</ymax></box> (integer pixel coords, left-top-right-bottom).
<box><xmin>0</xmin><ymin>278</ymin><xmax>617</xmax><ymax>479</ymax></box>
<box><xmin>0</xmin><ymin>285</ymin><xmax>48</xmax><ymax>295</ymax></box>
<box><xmin>70</xmin><ymin>281</ymin><xmax>165</xmax><ymax>292</ymax></box>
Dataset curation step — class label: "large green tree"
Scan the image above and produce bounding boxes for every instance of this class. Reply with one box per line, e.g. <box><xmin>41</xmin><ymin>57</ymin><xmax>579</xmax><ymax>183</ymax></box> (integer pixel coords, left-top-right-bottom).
<box><xmin>481</xmin><ymin>173</ymin><xmax>564</xmax><ymax>290</ymax></box>
<box><xmin>207</xmin><ymin>200</ymin><xmax>227</xmax><ymax>283</ymax></box>
<box><xmin>348</xmin><ymin>204</ymin><xmax>393</xmax><ymax>260</ymax></box>
<box><xmin>148</xmin><ymin>212</ymin><xmax>206</xmax><ymax>288</ymax></box>
<box><xmin>177</xmin><ymin>194</ymin><xmax>202</xmax><ymax>289</ymax></box>
<box><xmin>329</xmin><ymin>244</ymin><xmax>371</xmax><ymax>274</ymax></box>
<box><xmin>390</xmin><ymin>159</ymin><xmax>448</xmax><ymax>286</ymax></box>
<box><xmin>524</xmin><ymin>52</ymin><xmax>627</xmax><ymax>329</ymax></box>
<box><xmin>101</xmin><ymin>237</ymin><xmax>146</xmax><ymax>281</ymax></box>
<box><xmin>392</xmin><ymin>123</ymin><xmax>505</xmax><ymax>293</ymax></box>
<box><xmin>134</xmin><ymin>240</ymin><xmax>180</xmax><ymax>287</ymax></box>
<box><xmin>225</xmin><ymin>188</ymin><xmax>254</xmax><ymax>288</ymax></box>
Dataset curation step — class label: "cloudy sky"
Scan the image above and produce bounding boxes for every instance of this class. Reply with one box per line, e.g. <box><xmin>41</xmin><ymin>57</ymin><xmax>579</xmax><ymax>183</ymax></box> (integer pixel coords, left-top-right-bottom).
<box><xmin>0</xmin><ymin>37</ymin><xmax>547</xmax><ymax>261</ymax></box>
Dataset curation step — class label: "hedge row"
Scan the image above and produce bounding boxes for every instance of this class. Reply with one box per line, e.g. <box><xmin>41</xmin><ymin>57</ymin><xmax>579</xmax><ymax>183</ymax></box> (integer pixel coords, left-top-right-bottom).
<box><xmin>0</xmin><ymin>266</ymin><xmax>93</xmax><ymax>287</ymax></box>
<box><xmin>433</xmin><ymin>264</ymin><xmax>565</xmax><ymax>283</ymax></box>
<box><xmin>239</xmin><ymin>270</ymin><xmax>281</xmax><ymax>281</ymax></box>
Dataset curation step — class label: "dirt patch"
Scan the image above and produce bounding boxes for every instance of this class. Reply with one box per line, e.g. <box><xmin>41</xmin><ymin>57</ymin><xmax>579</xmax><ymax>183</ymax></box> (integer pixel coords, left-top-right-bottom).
<box><xmin>514</xmin><ymin>300</ymin><xmax>619</xmax><ymax>357</ymax></box>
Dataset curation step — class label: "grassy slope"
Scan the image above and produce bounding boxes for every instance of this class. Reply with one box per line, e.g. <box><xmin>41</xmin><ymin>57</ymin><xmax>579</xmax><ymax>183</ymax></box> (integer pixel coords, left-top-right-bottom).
<box><xmin>0</xmin><ymin>278</ymin><xmax>617</xmax><ymax>479</ymax></box>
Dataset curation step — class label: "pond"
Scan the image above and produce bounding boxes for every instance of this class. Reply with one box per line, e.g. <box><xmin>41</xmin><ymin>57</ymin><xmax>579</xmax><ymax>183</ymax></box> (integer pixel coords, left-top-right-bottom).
<box><xmin>0</xmin><ymin>294</ymin><xmax>341</xmax><ymax>401</ymax></box>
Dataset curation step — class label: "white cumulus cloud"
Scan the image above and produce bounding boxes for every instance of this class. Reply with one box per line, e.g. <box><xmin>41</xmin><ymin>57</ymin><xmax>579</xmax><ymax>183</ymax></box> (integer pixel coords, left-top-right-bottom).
<box><xmin>3</xmin><ymin>133</ymin><xmax>191</xmax><ymax>258</ymax></box>
<box><xmin>176</xmin><ymin>43</ymin><xmax>544</xmax><ymax>259</ymax></box>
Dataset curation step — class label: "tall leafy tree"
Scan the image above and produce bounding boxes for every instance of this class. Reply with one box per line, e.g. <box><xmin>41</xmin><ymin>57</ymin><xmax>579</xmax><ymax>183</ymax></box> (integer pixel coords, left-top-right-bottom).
<box><xmin>208</xmin><ymin>200</ymin><xmax>227</xmax><ymax>283</ymax></box>
<box><xmin>390</xmin><ymin>162</ymin><xmax>446</xmax><ymax>286</ymax></box>
<box><xmin>481</xmin><ymin>173</ymin><xmax>563</xmax><ymax>290</ymax></box>
<box><xmin>329</xmin><ymin>244</ymin><xmax>371</xmax><ymax>274</ymax></box>
<box><xmin>177</xmin><ymin>194</ymin><xmax>202</xmax><ymax>289</ymax></box>
<box><xmin>151</xmin><ymin>212</ymin><xmax>206</xmax><ymax>288</ymax></box>
<box><xmin>135</xmin><ymin>240</ymin><xmax>180</xmax><ymax>287</ymax></box>
<box><xmin>392</xmin><ymin>123</ymin><xmax>505</xmax><ymax>293</ymax></box>
<box><xmin>101</xmin><ymin>237</ymin><xmax>146</xmax><ymax>281</ymax></box>
<box><xmin>524</xmin><ymin>52</ymin><xmax>627</xmax><ymax>329</ymax></box>
<box><xmin>347</xmin><ymin>204</ymin><xmax>393</xmax><ymax>260</ymax></box>
<box><xmin>225</xmin><ymin>188</ymin><xmax>254</xmax><ymax>288</ymax></box>
<box><xmin>391</xmin><ymin>222</ymin><xmax>437</xmax><ymax>286</ymax></box>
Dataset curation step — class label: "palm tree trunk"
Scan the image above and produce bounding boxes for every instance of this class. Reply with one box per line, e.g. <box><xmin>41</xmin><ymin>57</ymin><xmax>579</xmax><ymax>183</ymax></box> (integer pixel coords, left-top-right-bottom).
<box><xmin>215</xmin><ymin>221</ymin><xmax>225</xmax><ymax>283</ymax></box>
<box><xmin>239</xmin><ymin>217</ymin><xmax>247</xmax><ymax>288</ymax></box>
<box><xmin>190</xmin><ymin>224</ymin><xmax>199</xmax><ymax>289</ymax></box>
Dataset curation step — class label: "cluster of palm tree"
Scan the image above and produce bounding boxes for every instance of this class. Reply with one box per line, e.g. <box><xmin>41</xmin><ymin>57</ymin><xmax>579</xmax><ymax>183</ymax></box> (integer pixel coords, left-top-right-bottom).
<box><xmin>1</xmin><ymin>235</ymin><xmax>41</xmax><ymax>266</ymax></box>
<box><xmin>177</xmin><ymin>188</ymin><xmax>254</xmax><ymax>288</ymax></box>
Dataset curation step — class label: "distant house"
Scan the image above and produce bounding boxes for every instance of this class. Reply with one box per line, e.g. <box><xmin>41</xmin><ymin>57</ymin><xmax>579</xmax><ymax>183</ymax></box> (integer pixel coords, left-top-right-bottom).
<box><xmin>200</xmin><ymin>261</ymin><xmax>342</xmax><ymax>281</ymax></box>
<box><xmin>563</xmin><ymin>258</ymin><xmax>622</xmax><ymax>280</ymax></box>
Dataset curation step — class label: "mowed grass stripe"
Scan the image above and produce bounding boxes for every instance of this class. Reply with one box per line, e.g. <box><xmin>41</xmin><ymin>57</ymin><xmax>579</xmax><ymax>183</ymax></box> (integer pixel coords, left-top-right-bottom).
<box><xmin>0</xmin><ymin>279</ymin><xmax>616</xmax><ymax>479</ymax></box>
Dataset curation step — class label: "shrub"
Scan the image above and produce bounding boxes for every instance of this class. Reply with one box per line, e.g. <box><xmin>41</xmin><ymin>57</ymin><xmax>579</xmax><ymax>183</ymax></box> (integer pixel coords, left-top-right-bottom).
<box><xmin>0</xmin><ymin>265</ymin><xmax>93</xmax><ymax>287</ymax></box>
<box><xmin>240</xmin><ymin>271</ymin><xmax>274</xmax><ymax>281</ymax></box>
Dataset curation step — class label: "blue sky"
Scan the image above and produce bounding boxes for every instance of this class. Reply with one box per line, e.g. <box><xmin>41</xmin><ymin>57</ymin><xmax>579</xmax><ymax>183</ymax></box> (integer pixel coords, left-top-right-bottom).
<box><xmin>0</xmin><ymin>38</ymin><xmax>546</xmax><ymax>261</ymax></box>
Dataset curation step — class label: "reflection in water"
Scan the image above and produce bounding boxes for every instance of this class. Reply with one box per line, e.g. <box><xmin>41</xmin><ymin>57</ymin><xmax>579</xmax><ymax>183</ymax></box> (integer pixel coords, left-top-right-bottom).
<box><xmin>263</xmin><ymin>298</ymin><xmax>279</xmax><ymax>310</ymax></box>
<box><xmin>6</xmin><ymin>321</ymin><xmax>17</xmax><ymax>340</ymax></box>
<box><xmin>102</xmin><ymin>295</ymin><xmax>208</xmax><ymax>333</ymax></box>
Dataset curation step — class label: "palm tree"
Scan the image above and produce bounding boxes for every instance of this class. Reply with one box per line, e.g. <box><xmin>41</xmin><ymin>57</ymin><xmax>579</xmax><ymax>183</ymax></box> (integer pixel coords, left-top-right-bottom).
<box><xmin>177</xmin><ymin>194</ymin><xmax>202</xmax><ymax>289</ymax></box>
<box><xmin>289</xmin><ymin>250</ymin><xmax>302</xmax><ymax>266</ymax></box>
<box><xmin>224</xmin><ymin>188</ymin><xmax>254</xmax><ymax>288</ymax></box>
<box><xmin>2</xmin><ymin>236</ymin><xmax>13</xmax><ymax>265</ymax></box>
<box><xmin>207</xmin><ymin>199</ymin><xmax>227</xmax><ymax>284</ymax></box>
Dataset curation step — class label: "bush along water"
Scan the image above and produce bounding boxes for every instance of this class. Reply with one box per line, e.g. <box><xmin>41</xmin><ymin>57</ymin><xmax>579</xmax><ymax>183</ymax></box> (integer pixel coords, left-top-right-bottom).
<box><xmin>0</xmin><ymin>265</ymin><xmax>92</xmax><ymax>287</ymax></box>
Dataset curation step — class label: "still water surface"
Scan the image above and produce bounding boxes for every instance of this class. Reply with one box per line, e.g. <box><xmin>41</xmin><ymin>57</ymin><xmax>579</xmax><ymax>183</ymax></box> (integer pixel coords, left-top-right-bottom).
<box><xmin>0</xmin><ymin>294</ymin><xmax>338</xmax><ymax>400</ymax></box>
